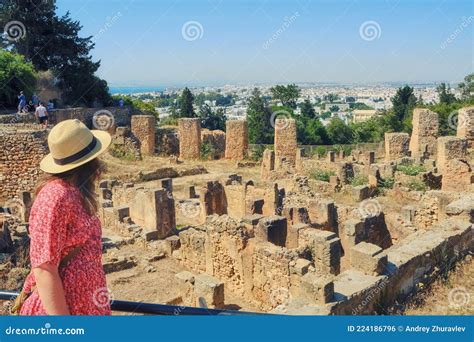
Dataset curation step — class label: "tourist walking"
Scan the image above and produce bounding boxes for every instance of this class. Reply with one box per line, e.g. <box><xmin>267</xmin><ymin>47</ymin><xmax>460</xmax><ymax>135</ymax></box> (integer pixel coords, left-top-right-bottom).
<box><xmin>17</xmin><ymin>91</ymin><xmax>26</xmax><ymax>113</ymax></box>
<box><xmin>34</xmin><ymin>102</ymin><xmax>49</xmax><ymax>129</ymax></box>
<box><xmin>12</xmin><ymin>119</ymin><xmax>112</xmax><ymax>315</ymax></box>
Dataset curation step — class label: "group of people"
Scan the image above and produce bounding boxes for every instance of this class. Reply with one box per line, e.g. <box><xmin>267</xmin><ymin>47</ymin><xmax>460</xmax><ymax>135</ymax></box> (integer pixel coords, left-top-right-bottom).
<box><xmin>17</xmin><ymin>91</ymin><xmax>55</xmax><ymax>129</ymax></box>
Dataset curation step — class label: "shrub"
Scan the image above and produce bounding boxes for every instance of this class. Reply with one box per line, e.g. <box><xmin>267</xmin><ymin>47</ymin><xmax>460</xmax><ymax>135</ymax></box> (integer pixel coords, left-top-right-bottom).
<box><xmin>350</xmin><ymin>175</ymin><xmax>368</xmax><ymax>186</ymax></box>
<box><xmin>311</xmin><ymin>169</ymin><xmax>335</xmax><ymax>182</ymax></box>
<box><xmin>406</xmin><ymin>179</ymin><xmax>427</xmax><ymax>191</ymax></box>
<box><xmin>378</xmin><ymin>177</ymin><xmax>395</xmax><ymax>189</ymax></box>
<box><xmin>250</xmin><ymin>144</ymin><xmax>266</xmax><ymax>161</ymax></box>
<box><xmin>109</xmin><ymin>145</ymin><xmax>138</xmax><ymax>161</ymax></box>
<box><xmin>396</xmin><ymin>164</ymin><xmax>426</xmax><ymax>176</ymax></box>
<box><xmin>200</xmin><ymin>141</ymin><xmax>217</xmax><ymax>160</ymax></box>
<box><xmin>159</xmin><ymin>116</ymin><xmax>178</xmax><ymax>126</ymax></box>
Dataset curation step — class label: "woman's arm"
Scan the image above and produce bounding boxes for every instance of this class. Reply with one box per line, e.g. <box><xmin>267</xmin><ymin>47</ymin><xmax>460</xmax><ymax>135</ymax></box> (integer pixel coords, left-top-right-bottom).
<box><xmin>33</xmin><ymin>263</ymin><xmax>70</xmax><ymax>315</ymax></box>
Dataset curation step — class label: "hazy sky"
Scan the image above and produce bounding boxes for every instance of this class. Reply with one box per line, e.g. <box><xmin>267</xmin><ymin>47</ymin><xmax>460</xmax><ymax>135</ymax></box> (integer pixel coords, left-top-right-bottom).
<box><xmin>56</xmin><ymin>0</ymin><xmax>473</xmax><ymax>87</ymax></box>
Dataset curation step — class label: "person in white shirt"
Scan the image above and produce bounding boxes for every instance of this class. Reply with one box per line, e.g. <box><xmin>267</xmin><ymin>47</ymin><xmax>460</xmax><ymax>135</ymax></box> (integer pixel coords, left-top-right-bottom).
<box><xmin>35</xmin><ymin>102</ymin><xmax>49</xmax><ymax>129</ymax></box>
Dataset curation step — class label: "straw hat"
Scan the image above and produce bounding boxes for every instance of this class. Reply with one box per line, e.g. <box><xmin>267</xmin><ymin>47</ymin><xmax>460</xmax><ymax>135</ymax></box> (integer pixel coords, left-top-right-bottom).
<box><xmin>40</xmin><ymin>119</ymin><xmax>112</xmax><ymax>174</ymax></box>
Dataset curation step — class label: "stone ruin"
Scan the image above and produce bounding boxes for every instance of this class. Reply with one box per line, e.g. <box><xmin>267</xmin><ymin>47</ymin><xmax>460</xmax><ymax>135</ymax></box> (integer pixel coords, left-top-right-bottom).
<box><xmin>1</xmin><ymin>106</ymin><xmax>473</xmax><ymax>315</ymax></box>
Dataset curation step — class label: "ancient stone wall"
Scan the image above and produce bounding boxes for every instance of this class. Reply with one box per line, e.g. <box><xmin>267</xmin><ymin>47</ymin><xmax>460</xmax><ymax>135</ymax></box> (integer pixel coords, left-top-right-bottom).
<box><xmin>225</xmin><ymin>120</ymin><xmax>248</xmax><ymax>160</ymax></box>
<box><xmin>409</xmin><ymin>108</ymin><xmax>438</xmax><ymax>157</ymax></box>
<box><xmin>274</xmin><ymin>118</ymin><xmax>297</xmax><ymax>167</ymax></box>
<box><xmin>457</xmin><ymin>106</ymin><xmax>474</xmax><ymax>148</ymax></box>
<box><xmin>384</xmin><ymin>133</ymin><xmax>410</xmax><ymax>161</ymax></box>
<box><xmin>436</xmin><ymin>136</ymin><xmax>472</xmax><ymax>191</ymax></box>
<box><xmin>0</xmin><ymin>129</ymin><xmax>48</xmax><ymax>202</ymax></box>
<box><xmin>131</xmin><ymin>115</ymin><xmax>156</xmax><ymax>156</ymax></box>
<box><xmin>178</xmin><ymin>118</ymin><xmax>201</xmax><ymax>159</ymax></box>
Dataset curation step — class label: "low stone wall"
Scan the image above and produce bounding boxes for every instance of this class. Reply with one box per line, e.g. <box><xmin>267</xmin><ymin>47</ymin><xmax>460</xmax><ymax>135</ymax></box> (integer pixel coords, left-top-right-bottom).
<box><xmin>0</xmin><ymin>129</ymin><xmax>48</xmax><ymax>202</ymax></box>
<box><xmin>0</xmin><ymin>106</ymin><xmax>133</xmax><ymax>127</ymax></box>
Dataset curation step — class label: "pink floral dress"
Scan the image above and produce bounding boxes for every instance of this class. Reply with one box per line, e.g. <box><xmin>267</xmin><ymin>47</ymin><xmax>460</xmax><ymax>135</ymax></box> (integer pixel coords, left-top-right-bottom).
<box><xmin>20</xmin><ymin>178</ymin><xmax>111</xmax><ymax>315</ymax></box>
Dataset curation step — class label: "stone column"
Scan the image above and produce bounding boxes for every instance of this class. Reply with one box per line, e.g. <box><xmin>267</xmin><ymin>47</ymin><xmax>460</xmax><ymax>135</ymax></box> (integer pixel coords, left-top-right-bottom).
<box><xmin>225</xmin><ymin>120</ymin><xmax>248</xmax><ymax>160</ymax></box>
<box><xmin>178</xmin><ymin>118</ymin><xmax>201</xmax><ymax>159</ymax></box>
<box><xmin>457</xmin><ymin>106</ymin><xmax>474</xmax><ymax>148</ymax></box>
<box><xmin>384</xmin><ymin>133</ymin><xmax>410</xmax><ymax>161</ymax></box>
<box><xmin>131</xmin><ymin>115</ymin><xmax>156</xmax><ymax>156</ymax></box>
<box><xmin>274</xmin><ymin>118</ymin><xmax>297</xmax><ymax>167</ymax></box>
<box><xmin>409</xmin><ymin>108</ymin><xmax>439</xmax><ymax>157</ymax></box>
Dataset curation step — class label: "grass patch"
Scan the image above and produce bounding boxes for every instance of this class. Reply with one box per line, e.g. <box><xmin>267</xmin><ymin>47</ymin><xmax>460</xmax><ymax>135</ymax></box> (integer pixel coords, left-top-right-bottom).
<box><xmin>406</xmin><ymin>179</ymin><xmax>427</xmax><ymax>191</ymax></box>
<box><xmin>349</xmin><ymin>175</ymin><xmax>368</xmax><ymax>187</ymax></box>
<box><xmin>311</xmin><ymin>169</ymin><xmax>335</xmax><ymax>182</ymax></box>
<box><xmin>109</xmin><ymin>145</ymin><xmax>138</xmax><ymax>161</ymax></box>
<box><xmin>200</xmin><ymin>141</ymin><xmax>218</xmax><ymax>160</ymax></box>
<box><xmin>378</xmin><ymin>177</ymin><xmax>395</xmax><ymax>189</ymax></box>
<box><xmin>396</xmin><ymin>164</ymin><xmax>426</xmax><ymax>176</ymax></box>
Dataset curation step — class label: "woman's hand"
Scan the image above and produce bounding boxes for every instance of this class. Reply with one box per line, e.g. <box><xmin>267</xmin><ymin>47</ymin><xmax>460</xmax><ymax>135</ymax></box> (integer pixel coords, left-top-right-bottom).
<box><xmin>33</xmin><ymin>263</ymin><xmax>70</xmax><ymax>315</ymax></box>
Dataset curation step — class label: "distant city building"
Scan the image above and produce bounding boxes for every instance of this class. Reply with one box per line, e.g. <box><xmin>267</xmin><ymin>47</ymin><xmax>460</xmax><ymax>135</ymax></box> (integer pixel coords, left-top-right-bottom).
<box><xmin>352</xmin><ymin>109</ymin><xmax>379</xmax><ymax>123</ymax></box>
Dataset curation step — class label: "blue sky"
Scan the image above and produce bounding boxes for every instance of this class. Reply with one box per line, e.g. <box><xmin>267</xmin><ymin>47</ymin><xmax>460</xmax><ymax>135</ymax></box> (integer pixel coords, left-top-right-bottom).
<box><xmin>56</xmin><ymin>0</ymin><xmax>473</xmax><ymax>87</ymax></box>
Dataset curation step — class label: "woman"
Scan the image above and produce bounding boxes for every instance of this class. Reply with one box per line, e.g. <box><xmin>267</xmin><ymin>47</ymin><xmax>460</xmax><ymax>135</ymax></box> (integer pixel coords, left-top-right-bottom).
<box><xmin>18</xmin><ymin>119</ymin><xmax>112</xmax><ymax>315</ymax></box>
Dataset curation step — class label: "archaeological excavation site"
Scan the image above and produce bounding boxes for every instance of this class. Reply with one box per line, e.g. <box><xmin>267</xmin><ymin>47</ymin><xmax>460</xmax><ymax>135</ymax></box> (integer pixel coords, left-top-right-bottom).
<box><xmin>1</xmin><ymin>106</ymin><xmax>473</xmax><ymax>315</ymax></box>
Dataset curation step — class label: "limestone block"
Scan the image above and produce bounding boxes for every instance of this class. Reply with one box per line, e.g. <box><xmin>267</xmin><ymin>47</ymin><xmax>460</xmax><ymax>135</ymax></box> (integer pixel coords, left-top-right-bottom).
<box><xmin>300</xmin><ymin>272</ymin><xmax>334</xmax><ymax>304</ymax></box>
<box><xmin>193</xmin><ymin>274</ymin><xmax>225</xmax><ymax>309</ymax></box>
<box><xmin>260</xmin><ymin>149</ymin><xmax>275</xmax><ymax>179</ymax></box>
<box><xmin>255</xmin><ymin>216</ymin><xmax>287</xmax><ymax>247</ymax></box>
<box><xmin>409</xmin><ymin>108</ymin><xmax>439</xmax><ymax>157</ymax></box>
<box><xmin>178</xmin><ymin>118</ymin><xmax>201</xmax><ymax>159</ymax></box>
<box><xmin>274</xmin><ymin>118</ymin><xmax>297</xmax><ymax>166</ymax></box>
<box><xmin>350</xmin><ymin>242</ymin><xmax>387</xmax><ymax>276</ymax></box>
<box><xmin>385</xmin><ymin>133</ymin><xmax>410</xmax><ymax>161</ymax></box>
<box><xmin>457</xmin><ymin>106</ymin><xmax>474</xmax><ymax>147</ymax></box>
<box><xmin>225</xmin><ymin>120</ymin><xmax>248</xmax><ymax>160</ymax></box>
<box><xmin>352</xmin><ymin>185</ymin><xmax>370</xmax><ymax>202</ymax></box>
<box><xmin>436</xmin><ymin>136</ymin><xmax>468</xmax><ymax>174</ymax></box>
<box><xmin>131</xmin><ymin>115</ymin><xmax>156</xmax><ymax>156</ymax></box>
<box><xmin>308</xmin><ymin>199</ymin><xmax>336</xmax><ymax>230</ymax></box>
<box><xmin>442</xmin><ymin>159</ymin><xmax>472</xmax><ymax>191</ymax></box>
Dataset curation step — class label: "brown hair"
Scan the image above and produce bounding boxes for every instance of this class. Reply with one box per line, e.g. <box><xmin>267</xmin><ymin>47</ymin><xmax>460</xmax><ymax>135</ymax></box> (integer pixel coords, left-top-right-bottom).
<box><xmin>35</xmin><ymin>158</ymin><xmax>106</xmax><ymax>216</ymax></box>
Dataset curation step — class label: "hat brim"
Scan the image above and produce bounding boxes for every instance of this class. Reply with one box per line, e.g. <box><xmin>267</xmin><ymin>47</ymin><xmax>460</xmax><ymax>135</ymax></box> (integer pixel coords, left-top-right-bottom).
<box><xmin>40</xmin><ymin>130</ymin><xmax>112</xmax><ymax>174</ymax></box>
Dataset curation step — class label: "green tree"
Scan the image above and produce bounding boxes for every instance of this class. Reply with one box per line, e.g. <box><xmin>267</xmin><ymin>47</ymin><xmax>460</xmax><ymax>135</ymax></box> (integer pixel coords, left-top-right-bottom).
<box><xmin>436</xmin><ymin>83</ymin><xmax>457</xmax><ymax>104</ymax></box>
<box><xmin>247</xmin><ymin>88</ymin><xmax>273</xmax><ymax>144</ymax></box>
<box><xmin>329</xmin><ymin>105</ymin><xmax>340</xmax><ymax>112</ymax></box>
<box><xmin>177</xmin><ymin>87</ymin><xmax>195</xmax><ymax>118</ymax></box>
<box><xmin>1</xmin><ymin>0</ymin><xmax>111</xmax><ymax>106</ymax></box>
<box><xmin>324</xmin><ymin>93</ymin><xmax>339</xmax><ymax>103</ymax></box>
<box><xmin>458</xmin><ymin>73</ymin><xmax>474</xmax><ymax>101</ymax></box>
<box><xmin>270</xmin><ymin>84</ymin><xmax>300</xmax><ymax>108</ymax></box>
<box><xmin>0</xmin><ymin>50</ymin><xmax>37</xmax><ymax>108</ymax></box>
<box><xmin>300</xmin><ymin>99</ymin><xmax>316</xmax><ymax>119</ymax></box>
<box><xmin>391</xmin><ymin>85</ymin><xmax>417</xmax><ymax>131</ymax></box>
<box><xmin>326</xmin><ymin>117</ymin><xmax>353</xmax><ymax>144</ymax></box>
<box><xmin>198</xmin><ymin>104</ymin><xmax>226</xmax><ymax>131</ymax></box>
